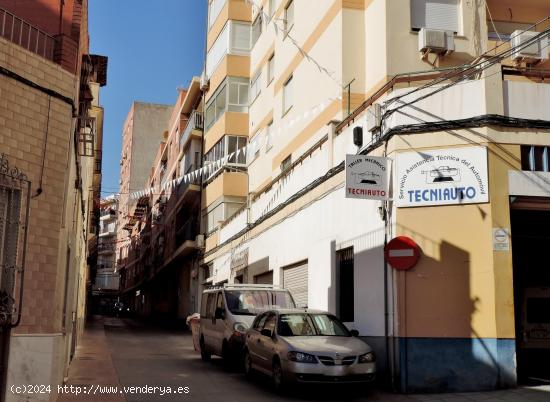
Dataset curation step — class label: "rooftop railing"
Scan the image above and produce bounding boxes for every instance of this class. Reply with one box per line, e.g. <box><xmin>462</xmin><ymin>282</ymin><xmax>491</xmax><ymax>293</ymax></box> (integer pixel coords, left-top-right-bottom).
<box><xmin>0</xmin><ymin>7</ymin><xmax>56</xmax><ymax>61</ymax></box>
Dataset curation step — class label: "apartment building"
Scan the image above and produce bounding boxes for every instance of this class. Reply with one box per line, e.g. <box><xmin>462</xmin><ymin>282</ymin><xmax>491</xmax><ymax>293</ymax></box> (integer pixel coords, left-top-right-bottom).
<box><xmin>116</xmin><ymin>102</ymin><xmax>172</xmax><ymax>273</ymax></box>
<box><xmin>0</xmin><ymin>0</ymin><xmax>107</xmax><ymax>400</ymax></box>
<box><xmin>119</xmin><ymin>80</ymin><xmax>204</xmax><ymax>323</ymax></box>
<box><xmin>201</xmin><ymin>0</ymin><xmax>550</xmax><ymax>392</ymax></box>
<box><xmin>90</xmin><ymin>195</ymin><xmax>119</xmax><ymax>313</ymax></box>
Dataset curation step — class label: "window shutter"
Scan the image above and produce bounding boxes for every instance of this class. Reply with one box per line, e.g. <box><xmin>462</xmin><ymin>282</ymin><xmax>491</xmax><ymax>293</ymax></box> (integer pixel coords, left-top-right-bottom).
<box><xmin>411</xmin><ymin>0</ymin><xmax>459</xmax><ymax>33</ymax></box>
<box><xmin>230</xmin><ymin>22</ymin><xmax>251</xmax><ymax>53</ymax></box>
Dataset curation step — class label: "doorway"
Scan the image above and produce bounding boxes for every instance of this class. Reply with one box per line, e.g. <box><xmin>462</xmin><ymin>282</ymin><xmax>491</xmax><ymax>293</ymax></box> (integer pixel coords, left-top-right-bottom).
<box><xmin>511</xmin><ymin>206</ymin><xmax>550</xmax><ymax>384</ymax></box>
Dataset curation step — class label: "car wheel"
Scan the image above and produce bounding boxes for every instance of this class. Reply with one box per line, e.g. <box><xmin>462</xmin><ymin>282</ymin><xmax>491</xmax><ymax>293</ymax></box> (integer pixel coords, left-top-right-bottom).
<box><xmin>272</xmin><ymin>359</ymin><xmax>286</xmax><ymax>392</ymax></box>
<box><xmin>200</xmin><ymin>337</ymin><xmax>211</xmax><ymax>362</ymax></box>
<box><xmin>243</xmin><ymin>349</ymin><xmax>253</xmax><ymax>378</ymax></box>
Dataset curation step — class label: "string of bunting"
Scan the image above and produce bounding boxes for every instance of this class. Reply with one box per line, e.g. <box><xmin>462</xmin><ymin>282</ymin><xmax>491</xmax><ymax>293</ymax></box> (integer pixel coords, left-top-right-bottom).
<box><xmin>128</xmin><ymin>93</ymin><xmax>342</xmax><ymax>200</ymax></box>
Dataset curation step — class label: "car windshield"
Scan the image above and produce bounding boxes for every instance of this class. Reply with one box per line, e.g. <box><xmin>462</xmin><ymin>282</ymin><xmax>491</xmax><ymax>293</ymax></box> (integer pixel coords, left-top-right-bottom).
<box><xmin>225</xmin><ymin>290</ymin><xmax>295</xmax><ymax>315</ymax></box>
<box><xmin>278</xmin><ymin>314</ymin><xmax>351</xmax><ymax>337</ymax></box>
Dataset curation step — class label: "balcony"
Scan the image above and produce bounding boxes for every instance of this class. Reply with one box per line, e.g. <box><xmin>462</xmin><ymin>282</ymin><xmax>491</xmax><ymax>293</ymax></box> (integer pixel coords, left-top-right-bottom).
<box><xmin>179</xmin><ymin>111</ymin><xmax>203</xmax><ymax>152</ymax></box>
<box><xmin>177</xmin><ymin>164</ymin><xmax>201</xmax><ymax>206</ymax></box>
<box><xmin>98</xmin><ymin>243</ymin><xmax>115</xmax><ymax>255</ymax></box>
<box><xmin>203</xmin><ymin>170</ymin><xmax>248</xmax><ymax>208</ymax></box>
<box><xmin>0</xmin><ymin>7</ymin><xmax>56</xmax><ymax>61</ymax></box>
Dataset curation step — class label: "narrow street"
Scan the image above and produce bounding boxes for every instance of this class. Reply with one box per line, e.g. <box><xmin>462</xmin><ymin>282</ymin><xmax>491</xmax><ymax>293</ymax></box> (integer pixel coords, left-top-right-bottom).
<box><xmin>58</xmin><ymin>317</ymin><xmax>550</xmax><ymax>402</ymax></box>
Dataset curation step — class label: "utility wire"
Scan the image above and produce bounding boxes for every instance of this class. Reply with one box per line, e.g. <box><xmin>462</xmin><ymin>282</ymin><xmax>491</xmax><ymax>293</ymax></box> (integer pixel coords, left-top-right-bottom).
<box><xmin>383</xmin><ymin>16</ymin><xmax>550</xmax><ymax>110</ymax></box>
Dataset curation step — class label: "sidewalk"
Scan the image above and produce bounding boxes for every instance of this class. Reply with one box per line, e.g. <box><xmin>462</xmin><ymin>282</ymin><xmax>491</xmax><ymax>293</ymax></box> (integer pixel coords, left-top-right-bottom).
<box><xmin>56</xmin><ymin>316</ymin><xmax>125</xmax><ymax>402</ymax></box>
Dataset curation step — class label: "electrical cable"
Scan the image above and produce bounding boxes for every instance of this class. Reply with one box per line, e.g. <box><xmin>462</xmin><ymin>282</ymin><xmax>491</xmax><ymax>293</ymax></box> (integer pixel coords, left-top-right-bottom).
<box><xmin>383</xmin><ymin>16</ymin><xmax>550</xmax><ymax>110</ymax></box>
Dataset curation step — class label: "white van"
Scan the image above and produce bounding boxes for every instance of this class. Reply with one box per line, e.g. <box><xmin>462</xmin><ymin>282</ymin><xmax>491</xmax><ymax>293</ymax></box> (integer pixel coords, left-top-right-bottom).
<box><xmin>199</xmin><ymin>284</ymin><xmax>296</xmax><ymax>362</ymax></box>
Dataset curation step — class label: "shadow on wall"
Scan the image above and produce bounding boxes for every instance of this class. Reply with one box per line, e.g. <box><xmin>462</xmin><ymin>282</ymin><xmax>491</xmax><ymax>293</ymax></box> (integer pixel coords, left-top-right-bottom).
<box><xmin>397</xmin><ymin>238</ymin><xmax>515</xmax><ymax>393</ymax></box>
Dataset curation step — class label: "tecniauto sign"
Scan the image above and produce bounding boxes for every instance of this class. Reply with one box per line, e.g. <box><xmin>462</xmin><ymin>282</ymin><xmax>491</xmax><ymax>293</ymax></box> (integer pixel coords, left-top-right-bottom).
<box><xmin>395</xmin><ymin>146</ymin><xmax>488</xmax><ymax>207</ymax></box>
<box><xmin>345</xmin><ymin>155</ymin><xmax>389</xmax><ymax>200</ymax></box>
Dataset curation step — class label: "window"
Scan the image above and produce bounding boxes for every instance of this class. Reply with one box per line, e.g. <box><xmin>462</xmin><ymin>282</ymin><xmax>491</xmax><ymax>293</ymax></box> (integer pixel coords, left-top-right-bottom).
<box><xmin>521</xmin><ymin>145</ymin><xmax>549</xmax><ymax>172</ymax></box>
<box><xmin>251</xmin><ymin>11</ymin><xmax>263</xmax><ymax>47</ymax></box>
<box><xmin>410</xmin><ymin>0</ymin><xmax>460</xmax><ymax>33</ymax></box>
<box><xmin>205</xmin><ymin>135</ymin><xmax>247</xmax><ymax>167</ymax></box>
<box><xmin>283</xmin><ymin>75</ymin><xmax>293</xmax><ymax>114</ymax></box>
<box><xmin>269</xmin><ymin>0</ymin><xmax>277</xmax><ymax>19</ymax></box>
<box><xmin>206</xmin><ymin>21</ymin><xmax>251</xmax><ymax>77</ymax></box>
<box><xmin>284</xmin><ymin>0</ymin><xmax>294</xmax><ymax>35</ymax></box>
<box><xmin>208</xmin><ymin>0</ymin><xmax>225</xmax><ymax>28</ymax></box>
<box><xmin>281</xmin><ymin>155</ymin><xmax>292</xmax><ymax>172</ymax></box>
<box><xmin>266</xmin><ymin>120</ymin><xmax>273</xmax><ymax>151</ymax></box>
<box><xmin>250</xmin><ymin>70</ymin><xmax>262</xmax><ymax>103</ymax></box>
<box><xmin>263</xmin><ymin>314</ymin><xmax>277</xmax><ymax>335</ymax></box>
<box><xmin>336</xmin><ymin>247</ymin><xmax>354</xmax><ymax>322</ymax></box>
<box><xmin>248</xmin><ymin>131</ymin><xmax>261</xmax><ymax>164</ymax></box>
<box><xmin>267</xmin><ymin>53</ymin><xmax>275</xmax><ymax>84</ymax></box>
<box><xmin>230</xmin><ymin>21</ymin><xmax>251</xmax><ymax>53</ymax></box>
<box><xmin>205</xmin><ymin>77</ymin><xmax>249</xmax><ymax>129</ymax></box>
<box><xmin>203</xmin><ymin>198</ymin><xmax>246</xmax><ymax>233</ymax></box>
<box><xmin>227</xmin><ymin>136</ymin><xmax>247</xmax><ymax>164</ymax></box>
<box><xmin>254</xmin><ymin>313</ymin><xmax>268</xmax><ymax>330</ymax></box>
<box><xmin>228</xmin><ymin>77</ymin><xmax>249</xmax><ymax>113</ymax></box>
<box><xmin>216</xmin><ymin>292</ymin><xmax>225</xmax><ymax>311</ymax></box>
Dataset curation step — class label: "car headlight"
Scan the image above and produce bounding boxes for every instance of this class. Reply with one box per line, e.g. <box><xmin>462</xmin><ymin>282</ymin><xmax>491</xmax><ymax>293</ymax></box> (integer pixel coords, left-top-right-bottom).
<box><xmin>287</xmin><ymin>351</ymin><xmax>318</xmax><ymax>364</ymax></box>
<box><xmin>233</xmin><ymin>322</ymin><xmax>248</xmax><ymax>334</ymax></box>
<box><xmin>358</xmin><ymin>352</ymin><xmax>376</xmax><ymax>363</ymax></box>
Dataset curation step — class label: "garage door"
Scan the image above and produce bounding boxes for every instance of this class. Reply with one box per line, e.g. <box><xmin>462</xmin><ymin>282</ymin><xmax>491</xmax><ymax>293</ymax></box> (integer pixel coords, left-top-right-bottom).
<box><xmin>283</xmin><ymin>261</ymin><xmax>308</xmax><ymax>307</ymax></box>
<box><xmin>254</xmin><ymin>271</ymin><xmax>273</xmax><ymax>284</ymax></box>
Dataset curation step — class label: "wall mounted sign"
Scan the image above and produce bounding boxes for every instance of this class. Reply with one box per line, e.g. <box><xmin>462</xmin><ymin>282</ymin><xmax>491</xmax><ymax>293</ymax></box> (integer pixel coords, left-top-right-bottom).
<box><xmin>493</xmin><ymin>228</ymin><xmax>510</xmax><ymax>251</ymax></box>
<box><xmin>345</xmin><ymin>155</ymin><xmax>390</xmax><ymax>200</ymax></box>
<box><xmin>395</xmin><ymin>146</ymin><xmax>489</xmax><ymax>207</ymax></box>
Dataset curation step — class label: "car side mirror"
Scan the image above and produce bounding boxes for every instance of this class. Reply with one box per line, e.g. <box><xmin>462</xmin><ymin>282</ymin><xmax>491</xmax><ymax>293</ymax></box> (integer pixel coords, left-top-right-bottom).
<box><xmin>260</xmin><ymin>328</ymin><xmax>272</xmax><ymax>338</ymax></box>
<box><xmin>350</xmin><ymin>329</ymin><xmax>359</xmax><ymax>337</ymax></box>
<box><xmin>214</xmin><ymin>307</ymin><xmax>225</xmax><ymax>320</ymax></box>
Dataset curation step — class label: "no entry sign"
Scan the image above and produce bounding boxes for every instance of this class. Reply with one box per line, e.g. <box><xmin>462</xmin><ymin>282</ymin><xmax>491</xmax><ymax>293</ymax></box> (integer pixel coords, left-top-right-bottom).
<box><xmin>384</xmin><ymin>236</ymin><xmax>421</xmax><ymax>270</ymax></box>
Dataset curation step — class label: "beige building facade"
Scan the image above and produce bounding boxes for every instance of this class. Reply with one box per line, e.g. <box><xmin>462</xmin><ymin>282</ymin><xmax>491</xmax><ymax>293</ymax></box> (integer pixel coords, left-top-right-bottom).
<box><xmin>200</xmin><ymin>0</ymin><xmax>550</xmax><ymax>392</ymax></box>
<box><xmin>0</xmin><ymin>1</ymin><xmax>107</xmax><ymax>400</ymax></box>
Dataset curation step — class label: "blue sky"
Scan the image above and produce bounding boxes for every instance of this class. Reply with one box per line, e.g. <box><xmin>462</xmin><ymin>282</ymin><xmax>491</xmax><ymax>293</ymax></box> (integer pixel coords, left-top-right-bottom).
<box><xmin>89</xmin><ymin>0</ymin><xmax>207</xmax><ymax>196</ymax></box>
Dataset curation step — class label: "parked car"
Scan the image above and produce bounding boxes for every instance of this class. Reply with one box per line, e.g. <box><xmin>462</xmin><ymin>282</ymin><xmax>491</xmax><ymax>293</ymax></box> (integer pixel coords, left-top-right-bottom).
<box><xmin>243</xmin><ymin>309</ymin><xmax>376</xmax><ymax>390</ymax></box>
<box><xmin>199</xmin><ymin>284</ymin><xmax>296</xmax><ymax>363</ymax></box>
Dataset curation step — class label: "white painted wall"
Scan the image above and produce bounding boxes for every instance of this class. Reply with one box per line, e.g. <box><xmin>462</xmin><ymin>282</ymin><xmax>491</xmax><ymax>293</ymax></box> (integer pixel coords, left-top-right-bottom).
<box><xmin>504</xmin><ymin>81</ymin><xmax>550</xmax><ymax>120</ymax></box>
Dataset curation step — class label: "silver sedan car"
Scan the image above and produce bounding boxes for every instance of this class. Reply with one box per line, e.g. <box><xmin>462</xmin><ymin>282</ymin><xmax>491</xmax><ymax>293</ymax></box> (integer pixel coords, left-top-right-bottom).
<box><xmin>243</xmin><ymin>309</ymin><xmax>376</xmax><ymax>390</ymax></box>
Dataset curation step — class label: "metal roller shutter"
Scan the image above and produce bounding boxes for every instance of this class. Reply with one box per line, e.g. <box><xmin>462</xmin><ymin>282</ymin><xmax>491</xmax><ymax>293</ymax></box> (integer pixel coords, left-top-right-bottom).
<box><xmin>411</xmin><ymin>0</ymin><xmax>459</xmax><ymax>33</ymax></box>
<box><xmin>283</xmin><ymin>262</ymin><xmax>308</xmax><ymax>307</ymax></box>
<box><xmin>254</xmin><ymin>271</ymin><xmax>273</xmax><ymax>284</ymax></box>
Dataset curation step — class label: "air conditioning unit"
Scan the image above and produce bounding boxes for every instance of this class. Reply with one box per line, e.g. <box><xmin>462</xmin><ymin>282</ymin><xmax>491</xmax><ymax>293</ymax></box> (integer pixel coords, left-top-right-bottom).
<box><xmin>196</xmin><ymin>234</ymin><xmax>205</xmax><ymax>248</ymax></box>
<box><xmin>511</xmin><ymin>30</ymin><xmax>549</xmax><ymax>63</ymax></box>
<box><xmin>418</xmin><ymin>28</ymin><xmax>455</xmax><ymax>54</ymax></box>
<box><xmin>365</xmin><ymin>103</ymin><xmax>382</xmax><ymax>132</ymax></box>
<box><xmin>200</xmin><ymin>72</ymin><xmax>210</xmax><ymax>91</ymax></box>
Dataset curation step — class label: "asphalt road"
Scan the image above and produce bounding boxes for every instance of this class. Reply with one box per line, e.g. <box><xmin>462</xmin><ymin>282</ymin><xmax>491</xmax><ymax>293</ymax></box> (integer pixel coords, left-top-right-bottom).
<box><xmin>103</xmin><ymin>318</ymin><xmax>395</xmax><ymax>402</ymax></box>
<box><xmin>103</xmin><ymin>318</ymin><xmax>550</xmax><ymax>402</ymax></box>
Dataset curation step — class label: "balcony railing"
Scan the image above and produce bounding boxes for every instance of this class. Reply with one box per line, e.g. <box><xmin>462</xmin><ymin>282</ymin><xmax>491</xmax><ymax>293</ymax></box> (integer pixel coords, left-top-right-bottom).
<box><xmin>180</xmin><ymin>111</ymin><xmax>204</xmax><ymax>152</ymax></box>
<box><xmin>0</xmin><ymin>7</ymin><xmax>56</xmax><ymax>61</ymax></box>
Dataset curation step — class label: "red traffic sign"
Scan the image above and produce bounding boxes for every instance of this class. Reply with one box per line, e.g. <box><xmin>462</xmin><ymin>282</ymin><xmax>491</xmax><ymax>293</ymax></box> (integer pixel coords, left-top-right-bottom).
<box><xmin>385</xmin><ymin>236</ymin><xmax>421</xmax><ymax>271</ymax></box>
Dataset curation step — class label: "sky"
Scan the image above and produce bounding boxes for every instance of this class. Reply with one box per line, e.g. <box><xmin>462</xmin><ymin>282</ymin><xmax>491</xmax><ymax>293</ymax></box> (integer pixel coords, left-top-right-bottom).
<box><xmin>89</xmin><ymin>0</ymin><xmax>207</xmax><ymax>197</ymax></box>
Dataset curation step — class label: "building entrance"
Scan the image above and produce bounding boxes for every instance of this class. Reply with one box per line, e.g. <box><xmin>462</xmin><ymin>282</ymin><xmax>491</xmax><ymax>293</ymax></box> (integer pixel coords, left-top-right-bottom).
<box><xmin>511</xmin><ymin>206</ymin><xmax>550</xmax><ymax>384</ymax></box>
